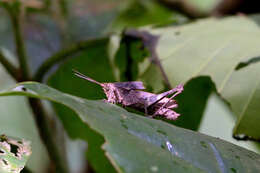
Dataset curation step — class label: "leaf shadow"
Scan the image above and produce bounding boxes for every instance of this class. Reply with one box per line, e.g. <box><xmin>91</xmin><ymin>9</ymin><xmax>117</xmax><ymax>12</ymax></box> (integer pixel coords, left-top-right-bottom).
<box><xmin>52</xmin><ymin>103</ymin><xmax>117</xmax><ymax>173</ymax></box>
<box><xmin>166</xmin><ymin>76</ymin><xmax>216</xmax><ymax>131</ymax></box>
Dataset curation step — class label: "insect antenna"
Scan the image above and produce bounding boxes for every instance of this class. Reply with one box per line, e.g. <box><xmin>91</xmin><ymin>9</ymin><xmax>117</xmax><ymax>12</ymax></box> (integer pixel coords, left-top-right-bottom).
<box><xmin>73</xmin><ymin>69</ymin><xmax>103</xmax><ymax>86</ymax></box>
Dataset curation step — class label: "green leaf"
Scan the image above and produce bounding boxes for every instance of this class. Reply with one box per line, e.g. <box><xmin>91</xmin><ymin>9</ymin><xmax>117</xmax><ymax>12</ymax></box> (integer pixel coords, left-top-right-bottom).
<box><xmin>186</xmin><ymin>0</ymin><xmax>220</xmax><ymax>13</ymax></box>
<box><xmin>1</xmin><ymin>82</ymin><xmax>260</xmax><ymax>172</ymax></box>
<box><xmin>111</xmin><ymin>0</ymin><xmax>180</xmax><ymax>30</ymax></box>
<box><xmin>133</xmin><ymin>15</ymin><xmax>260</xmax><ymax>140</ymax></box>
<box><xmin>114</xmin><ymin>35</ymin><xmax>150</xmax><ymax>81</ymax></box>
<box><xmin>0</xmin><ymin>135</ymin><xmax>31</xmax><ymax>173</ymax></box>
<box><xmin>47</xmin><ymin>38</ymin><xmax>117</xmax><ymax>173</ymax></box>
<box><xmin>171</xmin><ymin>76</ymin><xmax>215</xmax><ymax>130</ymax></box>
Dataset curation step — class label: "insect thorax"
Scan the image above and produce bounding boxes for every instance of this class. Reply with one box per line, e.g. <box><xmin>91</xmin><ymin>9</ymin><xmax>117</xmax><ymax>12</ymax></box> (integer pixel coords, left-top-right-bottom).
<box><xmin>102</xmin><ymin>83</ymin><xmax>126</xmax><ymax>104</ymax></box>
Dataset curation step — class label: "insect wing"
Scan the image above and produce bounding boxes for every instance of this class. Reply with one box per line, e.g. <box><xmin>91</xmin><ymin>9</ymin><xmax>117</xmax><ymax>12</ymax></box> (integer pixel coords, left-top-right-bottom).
<box><xmin>113</xmin><ymin>81</ymin><xmax>145</xmax><ymax>90</ymax></box>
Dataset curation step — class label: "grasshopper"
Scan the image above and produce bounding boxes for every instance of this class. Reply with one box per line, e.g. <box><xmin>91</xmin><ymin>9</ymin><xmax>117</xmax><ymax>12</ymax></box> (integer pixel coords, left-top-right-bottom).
<box><xmin>73</xmin><ymin>70</ymin><xmax>183</xmax><ymax>120</ymax></box>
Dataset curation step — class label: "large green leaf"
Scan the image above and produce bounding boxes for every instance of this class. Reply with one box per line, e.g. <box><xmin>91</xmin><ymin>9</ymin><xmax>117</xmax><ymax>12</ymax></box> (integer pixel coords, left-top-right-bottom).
<box><xmin>110</xmin><ymin>0</ymin><xmax>177</xmax><ymax>30</ymax></box>
<box><xmin>47</xmin><ymin>38</ymin><xmax>116</xmax><ymax>173</ymax></box>
<box><xmin>1</xmin><ymin>82</ymin><xmax>260</xmax><ymax>172</ymax></box>
<box><xmin>132</xmin><ymin>15</ymin><xmax>260</xmax><ymax>140</ymax></box>
<box><xmin>160</xmin><ymin>0</ymin><xmax>221</xmax><ymax>16</ymax></box>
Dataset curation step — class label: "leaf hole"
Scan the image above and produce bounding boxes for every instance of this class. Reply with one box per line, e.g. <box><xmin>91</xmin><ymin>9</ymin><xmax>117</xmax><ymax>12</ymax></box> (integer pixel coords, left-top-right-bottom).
<box><xmin>0</xmin><ymin>149</ymin><xmax>5</xmax><ymax>154</ymax></box>
<box><xmin>1</xmin><ymin>159</ymin><xmax>8</xmax><ymax>165</ymax></box>
<box><xmin>10</xmin><ymin>143</ymin><xmax>19</xmax><ymax>157</ymax></box>
<box><xmin>12</xmin><ymin>86</ymin><xmax>27</xmax><ymax>92</ymax></box>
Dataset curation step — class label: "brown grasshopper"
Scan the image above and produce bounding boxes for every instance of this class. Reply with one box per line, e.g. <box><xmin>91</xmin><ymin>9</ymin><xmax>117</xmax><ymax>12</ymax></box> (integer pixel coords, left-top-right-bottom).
<box><xmin>73</xmin><ymin>70</ymin><xmax>183</xmax><ymax>120</ymax></box>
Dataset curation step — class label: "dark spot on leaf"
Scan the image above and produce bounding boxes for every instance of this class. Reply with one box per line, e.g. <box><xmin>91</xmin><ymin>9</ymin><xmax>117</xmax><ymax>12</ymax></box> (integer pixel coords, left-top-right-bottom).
<box><xmin>235</xmin><ymin>155</ymin><xmax>240</xmax><ymax>160</ymax></box>
<box><xmin>22</xmin><ymin>87</ymin><xmax>27</xmax><ymax>91</ymax></box>
<box><xmin>200</xmin><ymin>141</ymin><xmax>207</xmax><ymax>148</ymax></box>
<box><xmin>10</xmin><ymin>143</ymin><xmax>19</xmax><ymax>157</ymax></box>
<box><xmin>156</xmin><ymin>129</ymin><xmax>167</xmax><ymax>135</ymax></box>
<box><xmin>174</xmin><ymin>31</ymin><xmax>180</xmax><ymax>35</ymax></box>
<box><xmin>182</xmin><ymin>165</ymin><xmax>188</xmax><ymax>170</ymax></box>
<box><xmin>120</xmin><ymin>119</ymin><xmax>128</xmax><ymax>129</ymax></box>
<box><xmin>17</xmin><ymin>141</ymin><xmax>23</xmax><ymax>144</ymax></box>
<box><xmin>97</xmin><ymin>107</ymin><xmax>104</xmax><ymax>111</ymax></box>
<box><xmin>173</xmin><ymin>160</ymin><xmax>178</xmax><ymax>165</ymax></box>
<box><xmin>2</xmin><ymin>159</ymin><xmax>8</xmax><ymax>165</ymax></box>
<box><xmin>121</xmin><ymin>123</ymin><xmax>128</xmax><ymax>129</ymax></box>
<box><xmin>230</xmin><ymin>168</ymin><xmax>237</xmax><ymax>173</ymax></box>
<box><xmin>0</xmin><ymin>135</ymin><xmax>7</xmax><ymax>142</ymax></box>
<box><xmin>247</xmin><ymin>154</ymin><xmax>255</xmax><ymax>160</ymax></box>
<box><xmin>0</xmin><ymin>149</ymin><xmax>4</xmax><ymax>154</ymax></box>
<box><xmin>160</xmin><ymin>144</ymin><xmax>165</xmax><ymax>149</ymax></box>
<box><xmin>228</xmin><ymin>148</ymin><xmax>234</xmax><ymax>152</ymax></box>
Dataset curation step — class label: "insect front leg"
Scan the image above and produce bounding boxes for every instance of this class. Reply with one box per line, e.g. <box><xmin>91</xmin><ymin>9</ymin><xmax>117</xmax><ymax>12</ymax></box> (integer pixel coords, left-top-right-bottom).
<box><xmin>102</xmin><ymin>99</ymin><xmax>109</xmax><ymax>103</ymax></box>
<box><xmin>107</xmin><ymin>95</ymin><xmax>116</xmax><ymax>104</ymax></box>
<box><xmin>140</xmin><ymin>96</ymin><xmax>149</xmax><ymax>116</ymax></box>
<box><xmin>103</xmin><ymin>85</ymin><xmax>118</xmax><ymax>104</ymax></box>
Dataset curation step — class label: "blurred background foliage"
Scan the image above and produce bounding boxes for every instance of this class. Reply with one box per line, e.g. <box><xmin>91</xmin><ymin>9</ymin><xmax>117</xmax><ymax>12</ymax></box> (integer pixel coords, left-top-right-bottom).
<box><xmin>0</xmin><ymin>0</ymin><xmax>260</xmax><ymax>172</ymax></box>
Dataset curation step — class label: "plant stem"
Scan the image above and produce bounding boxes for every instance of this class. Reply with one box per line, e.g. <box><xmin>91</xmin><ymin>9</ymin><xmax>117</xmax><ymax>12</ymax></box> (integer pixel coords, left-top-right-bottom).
<box><xmin>2</xmin><ymin>2</ymin><xmax>69</xmax><ymax>172</ymax></box>
<box><xmin>34</xmin><ymin>37</ymin><xmax>108</xmax><ymax>81</ymax></box>
<box><xmin>4</xmin><ymin>2</ymin><xmax>31</xmax><ymax>80</ymax></box>
<box><xmin>58</xmin><ymin>0</ymin><xmax>69</xmax><ymax>18</ymax></box>
<box><xmin>0</xmin><ymin>50</ymin><xmax>19</xmax><ymax>80</ymax></box>
<box><xmin>124</xmin><ymin>36</ymin><xmax>134</xmax><ymax>81</ymax></box>
<box><xmin>28</xmin><ymin>98</ymin><xmax>68</xmax><ymax>173</ymax></box>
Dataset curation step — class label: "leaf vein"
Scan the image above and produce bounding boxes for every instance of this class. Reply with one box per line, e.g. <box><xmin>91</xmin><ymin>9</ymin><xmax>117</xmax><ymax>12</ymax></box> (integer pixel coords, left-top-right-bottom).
<box><xmin>191</xmin><ymin>39</ymin><xmax>233</xmax><ymax>78</ymax></box>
